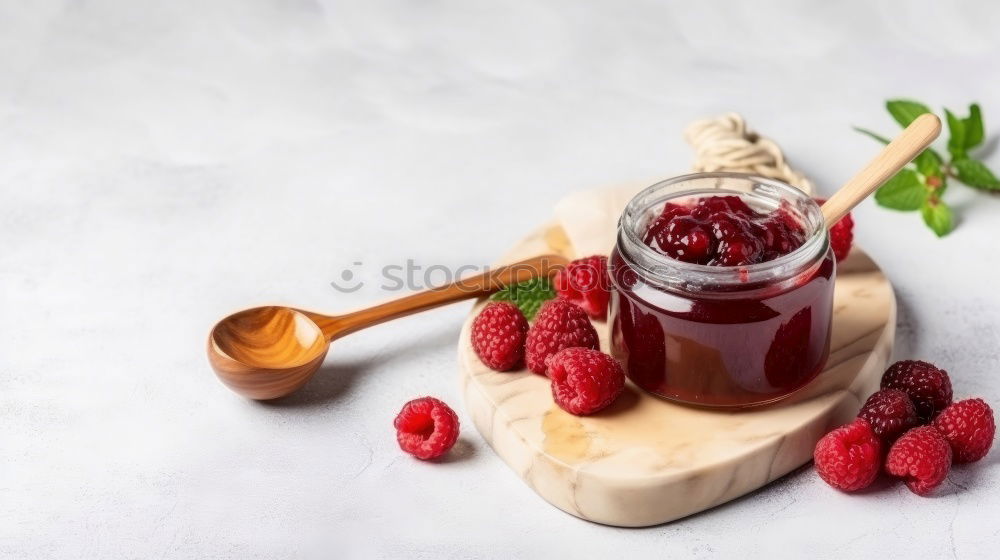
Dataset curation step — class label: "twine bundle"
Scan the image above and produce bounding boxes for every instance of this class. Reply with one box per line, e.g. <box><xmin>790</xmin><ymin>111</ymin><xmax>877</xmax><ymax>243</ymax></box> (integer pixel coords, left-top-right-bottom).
<box><xmin>684</xmin><ymin>113</ymin><xmax>814</xmax><ymax>195</ymax></box>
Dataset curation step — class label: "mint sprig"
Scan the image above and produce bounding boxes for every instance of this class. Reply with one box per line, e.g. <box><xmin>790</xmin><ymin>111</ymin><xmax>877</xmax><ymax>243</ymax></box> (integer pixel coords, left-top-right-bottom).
<box><xmin>953</xmin><ymin>158</ymin><xmax>1000</xmax><ymax>189</ymax></box>
<box><xmin>489</xmin><ymin>277</ymin><xmax>555</xmax><ymax>320</ymax></box>
<box><xmin>887</xmin><ymin>100</ymin><xmax>933</xmax><ymax>127</ymax></box>
<box><xmin>855</xmin><ymin>99</ymin><xmax>1000</xmax><ymax>237</ymax></box>
<box><xmin>874</xmin><ymin>169</ymin><xmax>925</xmax><ymax>211</ymax></box>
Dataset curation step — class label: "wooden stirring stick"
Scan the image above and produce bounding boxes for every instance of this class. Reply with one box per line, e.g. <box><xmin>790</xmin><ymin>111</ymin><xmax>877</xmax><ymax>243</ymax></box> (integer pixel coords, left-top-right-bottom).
<box><xmin>821</xmin><ymin>113</ymin><xmax>941</xmax><ymax>226</ymax></box>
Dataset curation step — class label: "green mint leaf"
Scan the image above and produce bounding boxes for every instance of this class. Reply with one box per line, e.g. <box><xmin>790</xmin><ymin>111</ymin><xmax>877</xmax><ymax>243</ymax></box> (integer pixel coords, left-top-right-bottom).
<box><xmin>886</xmin><ymin>100</ymin><xmax>932</xmax><ymax>128</ymax></box>
<box><xmin>853</xmin><ymin>126</ymin><xmax>890</xmax><ymax>144</ymax></box>
<box><xmin>921</xmin><ymin>201</ymin><xmax>954</xmax><ymax>237</ymax></box>
<box><xmin>945</xmin><ymin>108</ymin><xmax>968</xmax><ymax>159</ymax></box>
<box><xmin>946</xmin><ymin>104</ymin><xmax>986</xmax><ymax>157</ymax></box>
<box><xmin>953</xmin><ymin>157</ymin><xmax>1000</xmax><ymax>190</ymax></box>
<box><xmin>964</xmin><ymin>103</ymin><xmax>984</xmax><ymax>149</ymax></box>
<box><xmin>915</xmin><ymin>149</ymin><xmax>943</xmax><ymax>177</ymax></box>
<box><xmin>489</xmin><ymin>277</ymin><xmax>555</xmax><ymax>320</ymax></box>
<box><xmin>875</xmin><ymin>169</ymin><xmax>926</xmax><ymax>210</ymax></box>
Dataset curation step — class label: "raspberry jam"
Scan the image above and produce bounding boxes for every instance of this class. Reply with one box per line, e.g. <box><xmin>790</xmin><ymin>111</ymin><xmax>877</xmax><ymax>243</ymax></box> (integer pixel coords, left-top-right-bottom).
<box><xmin>644</xmin><ymin>195</ymin><xmax>807</xmax><ymax>266</ymax></box>
<box><xmin>610</xmin><ymin>174</ymin><xmax>834</xmax><ymax>408</ymax></box>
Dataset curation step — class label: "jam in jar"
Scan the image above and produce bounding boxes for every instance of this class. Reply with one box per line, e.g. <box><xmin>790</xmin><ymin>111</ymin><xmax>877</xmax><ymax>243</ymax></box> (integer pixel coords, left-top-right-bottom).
<box><xmin>609</xmin><ymin>173</ymin><xmax>835</xmax><ymax>408</ymax></box>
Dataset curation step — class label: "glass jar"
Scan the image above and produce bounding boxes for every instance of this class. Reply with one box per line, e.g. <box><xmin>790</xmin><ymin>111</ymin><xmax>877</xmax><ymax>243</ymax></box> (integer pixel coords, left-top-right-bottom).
<box><xmin>609</xmin><ymin>173</ymin><xmax>835</xmax><ymax>408</ymax></box>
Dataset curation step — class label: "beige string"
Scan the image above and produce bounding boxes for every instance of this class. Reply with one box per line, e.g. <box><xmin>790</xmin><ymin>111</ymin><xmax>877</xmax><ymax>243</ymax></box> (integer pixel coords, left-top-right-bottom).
<box><xmin>684</xmin><ymin>113</ymin><xmax>814</xmax><ymax>195</ymax></box>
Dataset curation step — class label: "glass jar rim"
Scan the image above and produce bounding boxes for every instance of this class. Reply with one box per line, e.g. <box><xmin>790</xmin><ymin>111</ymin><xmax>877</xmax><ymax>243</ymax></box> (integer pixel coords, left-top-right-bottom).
<box><xmin>617</xmin><ymin>172</ymin><xmax>830</xmax><ymax>293</ymax></box>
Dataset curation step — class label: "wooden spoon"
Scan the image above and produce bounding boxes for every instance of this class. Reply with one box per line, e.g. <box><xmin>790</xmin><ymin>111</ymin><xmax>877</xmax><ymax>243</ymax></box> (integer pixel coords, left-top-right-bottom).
<box><xmin>821</xmin><ymin>113</ymin><xmax>941</xmax><ymax>225</ymax></box>
<box><xmin>208</xmin><ymin>254</ymin><xmax>567</xmax><ymax>400</ymax></box>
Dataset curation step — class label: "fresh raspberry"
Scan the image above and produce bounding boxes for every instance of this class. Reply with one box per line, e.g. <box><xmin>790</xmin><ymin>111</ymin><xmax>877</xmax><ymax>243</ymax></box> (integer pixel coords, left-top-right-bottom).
<box><xmin>881</xmin><ymin>360</ymin><xmax>953</xmax><ymax>420</ymax></box>
<box><xmin>813</xmin><ymin>418</ymin><xmax>882</xmax><ymax>492</ymax></box>
<box><xmin>885</xmin><ymin>426</ymin><xmax>952</xmax><ymax>496</ymax></box>
<box><xmin>858</xmin><ymin>388</ymin><xmax>920</xmax><ymax>443</ymax></box>
<box><xmin>393</xmin><ymin>397</ymin><xmax>460</xmax><ymax>460</ymax></box>
<box><xmin>546</xmin><ymin>348</ymin><xmax>625</xmax><ymax>415</ymax></box>
<box><xmin>554</xmin><ymin>255</ymin><xmax>611</xmax><ymax>320</ymax></box>
<box><xmin>471</xmin><ymin>302</ymin><xmax>529</xmax><ymax>371</ymax></box>
<box><xmin>815</xmin><ymin>198</ymin><xmax>854</xmax><ymax>262</ymax></box>
<box><xmin>932</xmin><ymin>398</ymin><xmax>995</xmax><ymax>463</ymax></box>
<box><xmin>829</xmin><ymin>213</ymin><xmax>854</xmax><ymax>263</ymax></box>
<box><xmin>524</xmin><ymin>299</ymin><xmax>599</xmax><ymax>374</ymax></box>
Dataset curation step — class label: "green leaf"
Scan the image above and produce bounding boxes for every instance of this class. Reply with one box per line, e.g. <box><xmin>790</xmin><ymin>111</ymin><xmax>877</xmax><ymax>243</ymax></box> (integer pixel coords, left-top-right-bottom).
<box><xmin>965</xmin><ymin>103</ymin><xmax>984</xmax><ymax>149</ymax></box>
<box><xmin>946</xmin><ymin>108</ymin><xmax>967</xmax><ymax>159</ymax></box>
<box><xmin>489</xmin><ymin>277</ymin><xmax>555</xmax><ymax>320</ymax></box>
<box><xmin>946</xmin><ymin>104</ymin><xmax>986</xmax><ymax>157</ymax></box>
<box><xmin>886</xmin><ymin>100</ymin><xmax>932</xmax><ymax>127</ymax></box>
<box><xmin>875</xmin><ymin>169</ymin><xmax>926</xmax><ymax>211</ymax></box>
<box><xmin>915</xmin><ymin>149</ymin><xmax>943</xmax><ymax>177</ymax></box>
<box><xmin>921</xmin><ymin>201</ymin><xmax>954</xmax><ymax>237</ymax></box>
<box><xmin>953</xmin><ymin>158</ymin><xmax>1000</xmax><ymax>190</ymax></box>
<box><xmin>853</xmin><ymin>126</ymin><xmax>890</xmax><ymax>144</ymax></box>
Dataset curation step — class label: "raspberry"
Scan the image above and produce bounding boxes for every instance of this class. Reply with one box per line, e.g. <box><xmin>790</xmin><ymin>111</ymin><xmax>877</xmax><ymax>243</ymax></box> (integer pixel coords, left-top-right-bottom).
<box><xmin>547</xmin><ymin>348</ymin><xmax>625</xmax><ymax>415</ymax></box>
<box><xmin>554</xmin><ymin>255</ymin><xmax>611</xmax><ymax>320</ymax></box>
<box><xmin>932</xmin><ymin>398</ymin><xmax>995</xmax><ymax>463</ymax></box>
<box><xmin>815</xmin><ymin>198</ymin><xmax>854</xmax><ymax>262</ymax></box>
<box><xmin>695</xmin><ymin>194</ymin><xmax>755</xmax><ymax>217</ymax></box>
<box><xmin>829</xmin><ymin>212</ymin><xmax>854</xmax><ymax>263</ymax></box>
<box><xmin>658</xmin><ymin>215</ymin><xmax>719</xmax><ymax>264</ymax></box>
<box><xmin>643</xmin><ymin>203</ymin><xmax>687</xmax><ymax>245</ymax></box>
<box><xmin>760</xmin><ymin>209</ymin><xmax>804</xmax><ymax>260</ymax></box>
<box><xmin>881</xmin><ymin>360</ymin><xmax>953</xmax><ymax>420</ymax></box>
<box><xmin>885</xmin><ymin>426</ymin><xmax>952</xmax><ymax>496</ymax></box>
<box><xmin>813</xmin><ymin>418</ymin><xmax>882</xmax><ymax>492</ymax></box>
<box><xmin>524</xmin><ymin>299</ymin><xmax>599</xmax><ymax>374</ymax></box>
<box><xmin>858</xmin><ymin>388</ymin><xmax>920</xmax><ymax>443</ymax></box>
<box><xmin>471</xmin><ymin>302</ymin><xmax>529</xmax><ymax>371</ymax></box>
<box><xmin>393</xmin><ymin>397</ymin><xmax>460</xmax><ymax>460</ymax></box>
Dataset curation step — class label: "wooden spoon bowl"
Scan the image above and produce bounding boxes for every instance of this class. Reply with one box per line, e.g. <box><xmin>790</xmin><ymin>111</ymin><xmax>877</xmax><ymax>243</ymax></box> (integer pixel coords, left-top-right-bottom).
<box><xmin>208</xmin><ymin>307</ymin><xmax>329</xmax><ymax>399</ymax></box>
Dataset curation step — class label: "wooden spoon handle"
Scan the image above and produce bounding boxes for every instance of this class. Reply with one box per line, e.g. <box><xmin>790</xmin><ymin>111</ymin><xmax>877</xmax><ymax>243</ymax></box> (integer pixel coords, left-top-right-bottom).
<box><xmin>821</xmin><ymin>113</ymin><xmax>941</xmax><ymax>226</ymax></box>
<box><xmin>308</xmin><ymin>254</ymin><xmax>568</xmax><ymax>340</ymax></box>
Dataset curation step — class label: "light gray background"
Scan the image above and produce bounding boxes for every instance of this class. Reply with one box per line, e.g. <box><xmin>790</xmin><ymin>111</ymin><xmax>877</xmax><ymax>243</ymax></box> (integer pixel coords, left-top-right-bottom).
<box><xmin>3</xmin><ymin>1</ymin><xmax>999</xmax><ymax>558</ymax></box>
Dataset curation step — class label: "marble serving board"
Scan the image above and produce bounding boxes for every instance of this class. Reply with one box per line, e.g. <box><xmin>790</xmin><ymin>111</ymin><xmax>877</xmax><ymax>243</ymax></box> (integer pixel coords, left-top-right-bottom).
<box><xmin>457</xmin><ymin>183</ymin><xmax>895</xmax><ymax>527</ymax></box>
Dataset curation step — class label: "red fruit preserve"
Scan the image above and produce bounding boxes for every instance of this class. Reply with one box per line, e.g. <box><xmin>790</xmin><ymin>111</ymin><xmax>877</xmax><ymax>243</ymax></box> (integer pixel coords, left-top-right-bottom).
<box><xmin>643</xmin><ymin>194</ymin><xmax>808</xmax><ymax>266</ymax></box>
<box><xmin>610</xmin><ymin>174</ymin><xmax>835</xmax><ymax>408</ymax></box>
